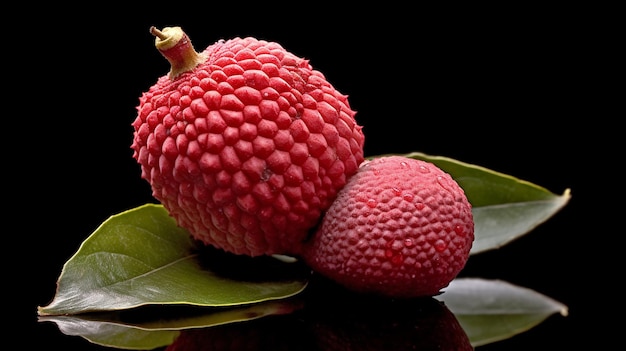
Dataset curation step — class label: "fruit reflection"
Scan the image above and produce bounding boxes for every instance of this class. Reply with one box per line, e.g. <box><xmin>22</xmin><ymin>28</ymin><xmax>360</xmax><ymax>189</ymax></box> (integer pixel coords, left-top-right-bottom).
<box><xmin>303</xmin><ymin>275</ymin><xmax>473</xmax><ymax>350</ymax></box>
<box><xmin>165</xmin><ymin>314</ymin><xmax>309</xmax><ymax>351</ymax></box>
<box><xmin>166</xmin><ymin>275</ymin><xmax>473</xmax><ymax>350</ymax></box>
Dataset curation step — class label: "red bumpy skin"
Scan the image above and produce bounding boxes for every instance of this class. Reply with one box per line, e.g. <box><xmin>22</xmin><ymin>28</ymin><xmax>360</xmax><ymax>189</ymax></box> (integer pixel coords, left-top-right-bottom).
<box><xmin>302</xmin><ymin>156</ymin><xmax>474</xmax><ymax>298</ymax></box>
<box><xmin>131</xmin><ymin>28</ymin><xmax>365</xmax><ymax>257</ymax></box>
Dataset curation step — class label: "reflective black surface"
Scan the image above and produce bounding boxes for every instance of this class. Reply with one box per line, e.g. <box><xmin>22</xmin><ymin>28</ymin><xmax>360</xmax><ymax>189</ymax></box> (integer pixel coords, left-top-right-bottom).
<box><xmin>19</xmin><ymin>5</ymin><xmax>600</xmax><ymax>350</ymax></box>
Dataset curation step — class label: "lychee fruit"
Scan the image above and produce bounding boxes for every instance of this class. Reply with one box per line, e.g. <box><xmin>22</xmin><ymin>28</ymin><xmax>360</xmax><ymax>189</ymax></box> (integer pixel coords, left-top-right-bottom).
<box><xmin>131</xmin><ymin>26</ymin><xmax>365</xmax><ymax>257</ymax></box>
<box><xmin>302</xmin><ymin>155</ymin><xmax>474</xmax><ymax>298</ymax></box>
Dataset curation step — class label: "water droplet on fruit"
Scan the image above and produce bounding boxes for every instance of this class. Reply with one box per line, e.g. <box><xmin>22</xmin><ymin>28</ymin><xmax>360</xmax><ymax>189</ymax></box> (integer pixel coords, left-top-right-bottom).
<box><xmin>404</xmin><ymin>238</ymin><xmax>414</xmax><ymax>247</ymax></box>
<box><xmin>392</xmin><ymin>187</ymin><xmax>401</xmax><ymax>195</ymax></box>
<box><xmin>418</xmin><ymin>165</ymin><xmax>429</xmax><ymax>173</ymax></box>
<box><xmin>436</xmin><ymin>175</ymin><xmax>450</xmax><ymax>189</ymax></box>
<box><xmin>400</xmin><ymin>161</ymin><xmax>408</xmax><ymax>167</ymax></box>
<box><xmin>434</xmin><ymin>239</ymin><xmax>447</xmax><ymax>252</ymax></box>
<box><xmin>454</xmin><ymin>225</ymin><xmax>465</xmax><ymax>236</ymax></box>
<box><xmin>366</xmin><ymin>198</ymin><xmax>377</xmax><ymax>208</ymax></box>
<box><xmin>402</xmin><ymin>193</ymin><xmax>414</xmax><ymax>202</ymax></box>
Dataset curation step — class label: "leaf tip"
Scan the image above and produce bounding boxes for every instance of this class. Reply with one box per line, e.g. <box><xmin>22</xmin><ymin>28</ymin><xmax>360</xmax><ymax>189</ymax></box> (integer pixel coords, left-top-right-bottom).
<box><xmin>36</xmin><ymin>305</ymin><xmax>49</xmax><ymax>317</ymax></box>
<box><xmin>563</xmin><ymin>188</ymin><xmax>572</xmax><ymax>199</ymax></box>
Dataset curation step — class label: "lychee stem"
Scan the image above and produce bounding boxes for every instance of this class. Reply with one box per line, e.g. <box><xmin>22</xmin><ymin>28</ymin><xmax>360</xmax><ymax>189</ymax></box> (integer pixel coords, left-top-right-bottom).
<box><xmin>150</xmin><ymin>26</ymin><xmax>207</xmax><ymax>80</ymax></box>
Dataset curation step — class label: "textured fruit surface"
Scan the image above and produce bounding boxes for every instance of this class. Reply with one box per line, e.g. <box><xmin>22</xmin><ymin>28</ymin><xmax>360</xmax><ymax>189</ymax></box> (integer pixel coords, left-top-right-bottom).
<box><xmin>131</xmin><ymin>29</ymin><xmax>365</xmax><ymax>256</ymax></box>
<box><xmin>302</xmin><ymin>156</ymin><xmax>474</xmax><ymax>298</ymax></box>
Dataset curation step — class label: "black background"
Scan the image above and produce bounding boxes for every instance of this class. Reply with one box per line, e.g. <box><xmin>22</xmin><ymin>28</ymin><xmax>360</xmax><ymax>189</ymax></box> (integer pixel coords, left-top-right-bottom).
<box><xmin>11</xmin><ymin>4</ymin><xmax>611</xmax><ymax>350</ymax></box>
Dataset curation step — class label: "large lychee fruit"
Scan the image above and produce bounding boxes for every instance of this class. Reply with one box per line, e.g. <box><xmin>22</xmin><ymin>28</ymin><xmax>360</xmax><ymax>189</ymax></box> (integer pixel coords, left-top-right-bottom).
<box><xmin>302</xmin><ymin>155</ymin><xmax>474</xmax><ymax>298</ymax></box>
<box><xmin>131</xmin><ymin>26</ymin><xmax>365</xmax><ymax>257</ymax></box>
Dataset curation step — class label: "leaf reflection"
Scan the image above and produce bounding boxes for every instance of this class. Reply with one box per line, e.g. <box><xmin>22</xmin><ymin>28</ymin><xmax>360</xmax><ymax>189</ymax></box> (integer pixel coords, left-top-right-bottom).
<box><xmin>39</xmin><ymin>277</ymin><xmax>567</xmax><ymax>350</ymax></box>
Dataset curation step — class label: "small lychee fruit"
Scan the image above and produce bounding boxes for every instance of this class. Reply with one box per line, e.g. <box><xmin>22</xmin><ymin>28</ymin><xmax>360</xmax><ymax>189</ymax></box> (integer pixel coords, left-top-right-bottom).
<box><xmin>302</xmin><ymin>155</ymin><xmax>474</xmax><ymax>298</ymax></box>
<box><xmin>131</xmin><ymin>26</ymin><xmax>365</xmax><ymax>257</ymax></box>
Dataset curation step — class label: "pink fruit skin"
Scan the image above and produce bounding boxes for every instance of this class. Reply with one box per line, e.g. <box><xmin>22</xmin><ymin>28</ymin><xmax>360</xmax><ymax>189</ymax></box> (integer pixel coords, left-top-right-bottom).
<box><xmin>303</xmin><ymin>156</ymin><xmax>474</xmax><ymax>298</ymax></box>
<box><xmin>131</xmin><ymin>36</ymin><xmax>365</xmax><ymax>257</ymax></box>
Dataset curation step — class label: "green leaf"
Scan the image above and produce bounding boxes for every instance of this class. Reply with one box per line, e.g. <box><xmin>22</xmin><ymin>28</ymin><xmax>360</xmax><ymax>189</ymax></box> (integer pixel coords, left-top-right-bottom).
<box><xmin>399</xmin><ymin>152</ymin><xmax>571</xmax><ymax>254</ymax></box>
<box><xmin>37</xmin><ymin>204</ymin><xmax>308</xmax><ymax>316</ymax></box>
<box><xmin>38</xmin><ymin>299</ymin><xmax>302</xmax><ymax>350</ymax></box>
<box><xmin>435</xmin><ymin>278</ymin><xmax>569</xmax><ymax>347</ymax></box>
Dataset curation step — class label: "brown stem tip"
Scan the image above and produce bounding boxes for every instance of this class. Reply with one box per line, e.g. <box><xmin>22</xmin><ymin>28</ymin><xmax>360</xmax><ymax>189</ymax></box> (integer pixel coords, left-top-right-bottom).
<box><xmin>149</xmin><ymin>26</ymin><xmax>168</xmax><ymax>41</ymax></box>
<box><xmin>149</xmin><ymin>26</ymin><xmax>207</xmax><ymax>79</ymax></box>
